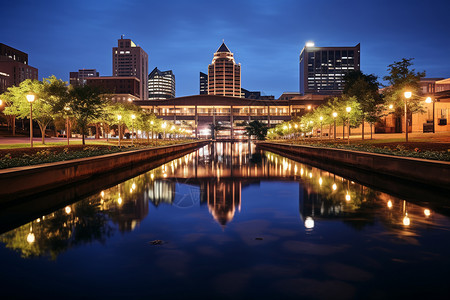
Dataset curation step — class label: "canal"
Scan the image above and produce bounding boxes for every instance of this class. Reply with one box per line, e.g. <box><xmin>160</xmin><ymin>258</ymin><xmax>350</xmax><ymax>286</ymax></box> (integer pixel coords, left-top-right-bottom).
<box><xmin>1</xmin><ymin>142</ymin><xmax>449</xmax><ymax>299</ymax></box>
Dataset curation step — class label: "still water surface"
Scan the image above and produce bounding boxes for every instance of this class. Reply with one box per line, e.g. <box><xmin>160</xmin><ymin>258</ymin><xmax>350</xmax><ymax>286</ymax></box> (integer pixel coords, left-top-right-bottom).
<box><xmin>1</xmin><ymin>142</ymin><xmax>450</xmax><ymax>299</ymax></box>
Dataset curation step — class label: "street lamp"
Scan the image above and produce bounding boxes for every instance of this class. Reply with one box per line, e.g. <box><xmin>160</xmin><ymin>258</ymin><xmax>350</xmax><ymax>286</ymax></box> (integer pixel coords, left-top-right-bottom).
<box><xmin>346</xmin><ymin>106</ymin><xmax>351</xmax><ymax>144</ymax></box>
<box><xmin>64</xmin><ymin>105</ymin><xmax>70</xmax><ymax>145</ymax></box>
<box><xmin>26</xmin><ymin>93</ymin><xmax>35</xmax><ymax>148</ymax></box>
<box><xmin>332</xmin><ymin>112</ymin><xmax>337</xmax><ymax>140</ymax></box>
<box><xmin>425</xmin><ymin>97</ymin><xmax>435</xmax><ymax>133</ymax></box>
<box><xmin>117</xmin><ymin>115</ymin><xmax>122</xmax><ymax>147</ymax></box>
<box><xmin>404</xmin><ymin>91</ymin><xmax>412</xmax><ymax>142</ymax></box>
<box><xmin>131</xmin><ymin>114</ymin><xmax>136</xmax><ymax>145</ymax></box>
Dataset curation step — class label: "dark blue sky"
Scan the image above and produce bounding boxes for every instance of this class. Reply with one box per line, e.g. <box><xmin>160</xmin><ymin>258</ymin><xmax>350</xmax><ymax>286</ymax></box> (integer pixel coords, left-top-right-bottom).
<box><xmin>1</xmin><ymin>0</ymin><xmax>449</xmax><ymax>97</ymax></box>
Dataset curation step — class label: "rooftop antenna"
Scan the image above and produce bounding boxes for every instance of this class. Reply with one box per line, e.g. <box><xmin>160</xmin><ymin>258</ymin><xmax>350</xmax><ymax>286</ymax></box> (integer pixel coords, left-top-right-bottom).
<box><xmin>121</xmin><ymin>34</ymin><xmax>124</xmax><ymax>39</ymax></box>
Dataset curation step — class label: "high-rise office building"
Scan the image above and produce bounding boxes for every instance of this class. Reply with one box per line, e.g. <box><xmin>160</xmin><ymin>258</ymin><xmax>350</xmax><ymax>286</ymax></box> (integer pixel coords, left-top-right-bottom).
<box><xmin>0</xmin><ymin>43</ymin><xmax>38</xmax><ymax>93</ymax></box>
<box><xmin>208</xmin><ymin>42</ymin><xmax>241</xmax><ymax>97</ymax></box>
<box><xmin>112</xmin><ymin>36</ymin><xmax>148</xmax><ymax>100</ymax></box>
<box><xmin>148</xmin><ymin>67</ymin><xmax>175</xmax><ymax>100</ymax></box>
<box><xmin>69</xmin><ymin>69</ymin><xmax>99</xmax><ymax>86</ymax></box>
<box><xmin>299</xmin><ymin>42</ymin><xmax>360</xmax><ymax>95</ymax></box>
<box><xmin>200</xmin><ymin>72</ymin><xmax>208</xmax><ymax>94</ymax></box>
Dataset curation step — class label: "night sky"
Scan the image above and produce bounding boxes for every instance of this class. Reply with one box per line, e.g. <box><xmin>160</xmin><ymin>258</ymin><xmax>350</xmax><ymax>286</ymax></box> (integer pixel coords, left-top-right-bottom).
<box><xmin>1</xmin><ymin>0</ymin><xmax>449</xmax><ymax>97</ymax></box>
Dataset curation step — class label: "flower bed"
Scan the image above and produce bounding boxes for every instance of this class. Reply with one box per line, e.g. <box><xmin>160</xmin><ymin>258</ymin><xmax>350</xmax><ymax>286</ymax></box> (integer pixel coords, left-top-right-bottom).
<box><xmin>270</xmin><ymin>140</ymin><xmax>450</xmax><ymax>162</ymax></box>
<box><xmin>0</xmin><ymin>140</ymin><xmax>196</xmax><ymax>169</ymax></box>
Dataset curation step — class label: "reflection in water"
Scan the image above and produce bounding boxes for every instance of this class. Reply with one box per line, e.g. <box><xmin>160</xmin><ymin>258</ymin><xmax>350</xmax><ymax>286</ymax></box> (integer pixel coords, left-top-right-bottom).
<box><xmin>0</xmin><ymin>142</ymin><xmax>440</xmax><ymax>260</ymax></box>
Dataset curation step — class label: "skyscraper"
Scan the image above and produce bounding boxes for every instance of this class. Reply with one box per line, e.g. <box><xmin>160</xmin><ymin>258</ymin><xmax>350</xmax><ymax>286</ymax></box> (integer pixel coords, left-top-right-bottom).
<box><xmin>69</xmin><ymin>69</ymin><xmax>99</xmax><ymax>86</ymax></box>
<box><xmin>299</xmin><ymin>42</ymin><xmax>360</xmax><ymax>95</ymax></box>
<box><xmin>199</xmin><ymin>72</ymin><xmax>208</xmax><ymax>94</ymax></box>
<box><xmin>112</xmin><ymin>36</ymin><xmax>148</xmax><ymax>100</ymax></box>
<box><xmin>0</xmin><ymin>43</ymin><xmax>38</xmax><ymax>93</ymax></box>
<box><xmin>148</xmin><ymin>67</ymin><xmax>175</xmax><ymax>100</ymax></box>
<box><xmin>208</xmin><ymin>42</ymin><xmax>241</xmax><ymax>97</ymax></box>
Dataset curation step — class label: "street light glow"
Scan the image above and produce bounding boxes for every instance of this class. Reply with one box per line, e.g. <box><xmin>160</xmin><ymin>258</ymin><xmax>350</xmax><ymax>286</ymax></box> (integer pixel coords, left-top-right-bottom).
<box><xmin>131</xmin><ymin>114</ymin><xmax>136</xmax><ymax>119</ymax></box>
<box><xmin>26</xmin><ymin>93</ymin><xmax>35</xmax><ymax>103</ymax></box>
<box><xmin>332</xmin><ymin>112</ymin><xmax>337</xmax><ymax>118</ymax></box>
<box><xmin>346</xmin><ymin>106</ymin><xmax>351</xmax><ymax>113</ymax></box>
<box><xmin>425</xmin><ymin>97</ymin><xmax>432</xmax><ymax>103</ymax></box>
<box><xmin>404</xmin><ymin>91</ymin><xmax>412</xmax><ymax>99</ymax></box>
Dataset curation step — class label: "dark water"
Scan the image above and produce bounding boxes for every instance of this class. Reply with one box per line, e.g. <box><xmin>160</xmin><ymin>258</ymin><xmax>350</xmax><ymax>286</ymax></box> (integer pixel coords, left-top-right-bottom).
<box><xmin>1</xmin><ymin>142</ymin><xmax>450</xmax><ymax>299</ymax></box>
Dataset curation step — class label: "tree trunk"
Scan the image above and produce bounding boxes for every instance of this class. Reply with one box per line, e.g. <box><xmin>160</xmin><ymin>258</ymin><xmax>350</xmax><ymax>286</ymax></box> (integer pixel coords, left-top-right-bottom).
<box><xmin>343</xmin><ymin>124</ymin><xmax>345</xmax><ymax>139</ymax></box>
<box><xmin>12</xmin><ymin>116</ymin><xmax>16</xmax><ymax>136</ymax></box>
<box><xmin>38</xmin><ymin>123</ymin><xmax>47</xmax><ymax>145</ymax></box>
<box><xmin>370</xmin><ymin>123</ymin><xmax>373</xmax><ymax>140</ymax></box>
<box><xmin>82</xmin><ymin>126</ymin><xmax>86</xmax><ymax>145</ymax></box>
<box><xmin>95</xmin><ymin>123</ymin><xmax>100</xmax><ymax>139</ymax></box>
<box><xmin>361</xmin><ymin>117</ymin><xmax>365</xmax><ymax>140</ymax></box>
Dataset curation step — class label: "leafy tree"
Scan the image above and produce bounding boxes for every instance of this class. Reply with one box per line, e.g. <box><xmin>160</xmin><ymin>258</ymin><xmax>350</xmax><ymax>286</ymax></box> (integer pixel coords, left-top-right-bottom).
<box><xmin>245</xmin><ymin>120</ymin><xmax>268</xmax><ymax>140</ymax></box>
<box><xmin>383</xmin><ymin>58</ymin><xmax>426</xmax><ymax>117</ymax></box>
<box><xmin>3</xmin><ymin>79</ymin><xmax>59</xmax><ymax>144</ymax></box>
<box><xmin>344</xmin><ymin>71</ymin><xmax>383</xmax><ymax>139</ymax></box>
<box><xmin>209</xmin><ymin>121</ymin><xmax>224</xmax><ymax>139</ymax></box>
<box><xmin>68</xmin><ymin>85</ymin><xmax>105</xmax><ymax>145</ymax></box>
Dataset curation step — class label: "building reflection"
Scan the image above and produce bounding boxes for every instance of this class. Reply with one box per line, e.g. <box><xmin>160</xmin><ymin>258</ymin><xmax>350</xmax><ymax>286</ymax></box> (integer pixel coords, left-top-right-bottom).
<box><xmin>0</xmin><ymin>142</ymin><xmax>438</xmax><ymax>259</ymax></box>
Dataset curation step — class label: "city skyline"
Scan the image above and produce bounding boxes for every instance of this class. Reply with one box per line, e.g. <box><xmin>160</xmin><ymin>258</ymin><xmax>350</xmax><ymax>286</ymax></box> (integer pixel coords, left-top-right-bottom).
<box><xmin>1</xmin><ymin>0</ymin><xmax>450</xmax><ymax>98</ymax></box>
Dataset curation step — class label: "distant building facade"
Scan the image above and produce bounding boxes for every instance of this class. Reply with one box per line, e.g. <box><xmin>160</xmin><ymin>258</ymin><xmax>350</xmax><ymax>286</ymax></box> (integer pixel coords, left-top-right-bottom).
<box><xmin>148</xmin><ymin>67</ymin><xmax>175</xmax><ymax>100</ymax></box>
<box><xmin>86</xmin><ymin>76</ymin><xmax>140</xmax><ymax>102</ymax></box>
<box><xmin>299</xmin><ymin>42</ymin><xmax>360</xmax><ymax>95</ymax></box>
<box><xmin>69</xmin><ymin>69</ymin><xmax>99</xmax><ymax>86</ymax></box>
<box><xmin>112</xmin><ymin>36</ymin><xmax>148</xmax><ymax>100</ymax></box>
<box><xmin>200</xmin><ymin>72</ymin><xmax>208</xmax><ymax>94</ymax></box>
<box><xmin>419</xmin><ymin>78</ymin><xmax>445</xmax><ymax>95</ymax></box>
<box><xmin>208</xmin><ymin>42</ymin><xmax>241</xmax><ymax>98</ymax></box>
<box><xmin>0</xmin><ymin>43</ymin><xmax>38</xmax><ymax>93</ymax></box>
<box><xmin>241</xmin><ymin>88</ymin><xmax>274</xmax><ymax>100</ymax></box>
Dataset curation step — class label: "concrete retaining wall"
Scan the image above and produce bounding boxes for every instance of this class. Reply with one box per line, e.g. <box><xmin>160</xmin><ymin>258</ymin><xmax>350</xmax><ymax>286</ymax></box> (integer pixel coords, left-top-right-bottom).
<box><xmin>0</xmin><ymin>141</ymin><xmax>209</xmax><ymax>202</ymax></box>
<box><xmin>257</xmin><ymin>142</ymin><xmax>450</xmax><ymax>190</ymax></box>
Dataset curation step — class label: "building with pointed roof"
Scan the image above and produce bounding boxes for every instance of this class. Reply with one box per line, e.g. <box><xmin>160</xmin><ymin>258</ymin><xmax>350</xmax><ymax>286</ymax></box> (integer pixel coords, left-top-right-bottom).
<box><xmin>208</xmin><ymin>42</ymin><xmax>241</xmax><ymax>98</ymax></box>
<box><xmin>148</xmin><ymin>67</ymin><xmax>175</xmax><ymax>100</ymax></box>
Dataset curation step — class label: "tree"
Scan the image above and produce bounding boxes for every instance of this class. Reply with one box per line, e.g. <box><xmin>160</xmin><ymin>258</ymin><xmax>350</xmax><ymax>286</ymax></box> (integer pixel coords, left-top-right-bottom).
<box><xmin>344</xmin><ymin>71</ymin><xmax>383</xmax><ymax>139</ymax></box>
<box><xmin>245</xmin><ymin>120</ymin><xmax>268</xmax><ymax>140</ymax></box>
<box><xmin>383</xmin><ymin>58</ymin><xmax>426</xmax><ymax>117</ymax></box>
<box><xmin>209</xmin><ymin>122</ymin><xmax>224</xmax><ymax>140</ymax></box>
<box><xmin>3</xmin><ymin>78</ymin><xmax>60</xmax><ymax>145</ymax></box>
<box><xmin>68</xmin><ymin>85</ymin><xmax>105</xmax><ymax>145</ymax></box>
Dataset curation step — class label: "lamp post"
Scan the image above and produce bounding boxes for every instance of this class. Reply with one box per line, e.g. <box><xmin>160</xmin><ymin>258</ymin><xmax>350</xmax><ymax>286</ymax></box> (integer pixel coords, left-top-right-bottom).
<box><xmin>131</xmin><ymin>114</ymin><xmax>136</xmax><ymax>145</ymax></box>
<box><xmin>346</xmin><ymin>106</ymin><xmax>351</xmax><ymax>145</ymax></box>
<box><xmin>332</xmin><ymin>112</ymin><xmax>337</xmax><ymax>140</ymax></box>
<box><xmin>319</xmin><ymin>116</ymin><xmax>323</xmax><ymax>138</ymax></box>
<box><xmin>117</xmin><ymin>115</ymin><xmax>122</xmax><ymax>147</ymax></box>
<box><xmin>26</xmin><ymin>93</ymin><xmax>35</xmax><ymax>148</ymax></box>
<box><xmin>425</xmin><ymin>97</ymin><xmax>435</xmax><ymax>133</ymax></box>
<box><xmin>64</xmin><ymin>105</ymin><xmax>70</xmax><ymax>145</ymax></box>
<box><xmin>404</xmin><ymin>91</ymin><xmax>412</xmax><ymax>142</ymax></box>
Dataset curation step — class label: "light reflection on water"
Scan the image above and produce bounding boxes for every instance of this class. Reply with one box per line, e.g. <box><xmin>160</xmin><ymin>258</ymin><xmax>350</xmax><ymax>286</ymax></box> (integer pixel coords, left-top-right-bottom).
<box><xmin>0</xmin><ymin>142</ymin><xmax>450</xmax><ymax>299</ymax></box>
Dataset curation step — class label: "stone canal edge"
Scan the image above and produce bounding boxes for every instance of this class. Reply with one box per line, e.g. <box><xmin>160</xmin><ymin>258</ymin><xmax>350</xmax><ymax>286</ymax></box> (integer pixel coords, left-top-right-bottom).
<box><xmin>0</xmin><ymin>141</ymin><xmax>209</xmax><ymax>203</ymax></box>
<box><xmin>257</xmin><ymin>142</ymin><xmax>450</xmax><ymax>191</ymax></box>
